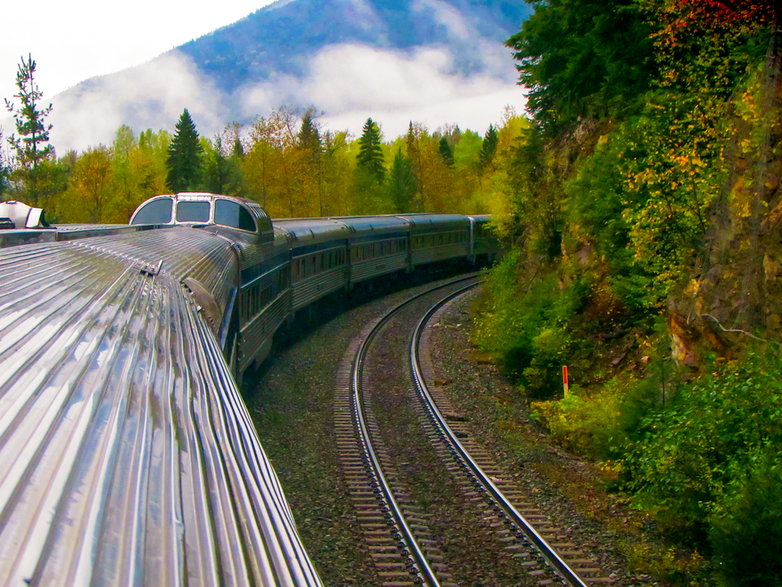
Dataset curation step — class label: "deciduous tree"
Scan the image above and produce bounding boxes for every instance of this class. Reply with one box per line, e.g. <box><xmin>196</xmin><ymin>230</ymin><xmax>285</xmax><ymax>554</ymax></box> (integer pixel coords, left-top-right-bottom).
<box><xmin>65</xmin><ymin>147</ymin><xmax>113</xmax><ymax>223</ymax></box>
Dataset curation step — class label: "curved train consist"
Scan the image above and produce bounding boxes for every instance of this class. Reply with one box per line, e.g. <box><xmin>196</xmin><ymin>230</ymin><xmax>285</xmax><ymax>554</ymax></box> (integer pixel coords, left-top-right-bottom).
<box><xmin>0</xmin><ymin>193</ymin><xmax>498</xmax><ymax>585</ymax></box>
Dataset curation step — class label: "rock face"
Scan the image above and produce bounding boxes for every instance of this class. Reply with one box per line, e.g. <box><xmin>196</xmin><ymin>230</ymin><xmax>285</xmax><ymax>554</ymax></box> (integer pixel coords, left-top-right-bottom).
<box><xmin>672</xmin><ymin>46</ymin><xmax>782</xmax><ymax>363</ymax></box>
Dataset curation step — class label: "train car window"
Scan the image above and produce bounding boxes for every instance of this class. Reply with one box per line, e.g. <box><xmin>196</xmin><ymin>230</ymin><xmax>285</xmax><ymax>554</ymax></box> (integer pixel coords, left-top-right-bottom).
<box><xmin>176</xmin><ymin>201</ymin><xmax>211</xmax><ymax>222</ymax></box>
<box><xmin>215</xmin><ymin>199</ymin><xmax>257</xmax><ymax>232</ymax></box>
<box><xmin>131</xmin><ymin>198</ymin><xmax>173</xmax><ymax>224</ymax></box>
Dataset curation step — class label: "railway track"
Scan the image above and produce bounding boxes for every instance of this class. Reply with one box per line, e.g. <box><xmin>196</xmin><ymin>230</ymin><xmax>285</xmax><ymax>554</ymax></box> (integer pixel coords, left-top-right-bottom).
<box><xmin>333</xmin><ymin>276</ymin><xmax>612</xmax><ymax>585</ymax></box>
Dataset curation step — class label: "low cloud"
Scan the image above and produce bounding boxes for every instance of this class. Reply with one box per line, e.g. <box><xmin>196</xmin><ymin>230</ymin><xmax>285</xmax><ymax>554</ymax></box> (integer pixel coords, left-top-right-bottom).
<box><xmin>36</xmin><ymin>42</ymin><xmax>525</xmax><ymax>153</ymax></box>
<box><xmin>49</xmin><ymin>52</ymin><xmax>227</xmax><ymax>153</ymax></box>
<box><xmin>240</xmin><ymin>42</ymin><xmax>524</xmax><ymax>136</ymax></box>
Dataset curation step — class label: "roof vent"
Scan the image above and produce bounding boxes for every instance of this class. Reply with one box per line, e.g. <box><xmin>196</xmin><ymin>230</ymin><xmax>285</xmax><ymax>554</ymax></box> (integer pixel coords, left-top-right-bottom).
<box><xmin>0</xmin><ymin>201</ymin><xmax>49</xmax><ymax>229</ymax></box>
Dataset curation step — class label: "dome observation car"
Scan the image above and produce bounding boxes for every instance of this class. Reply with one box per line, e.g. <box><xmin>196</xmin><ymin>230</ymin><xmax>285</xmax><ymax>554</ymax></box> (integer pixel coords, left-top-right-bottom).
<box><xmin>130</xmin><ymin>192</ymin><xmax>272</xmax><ymax>235</ymax></box>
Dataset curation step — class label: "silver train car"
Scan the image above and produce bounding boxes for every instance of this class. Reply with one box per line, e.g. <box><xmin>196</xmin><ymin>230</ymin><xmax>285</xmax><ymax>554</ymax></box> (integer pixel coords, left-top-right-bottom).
<box><xmin>0</xmin><ymin>193</ymin><xmax>499</xmax><ymax>585</ymax></box>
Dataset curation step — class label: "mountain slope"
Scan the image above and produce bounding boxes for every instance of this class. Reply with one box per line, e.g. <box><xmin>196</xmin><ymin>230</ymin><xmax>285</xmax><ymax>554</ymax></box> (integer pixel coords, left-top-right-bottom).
<box><xmin>178</xmin><ymin>0</ymin><xmax>531</xmax><ymax>93</ymax></box>
<box><xmin>50</xmin><ymin>0</ymin><xmax>531</xmax><ymax>152</ymax></box>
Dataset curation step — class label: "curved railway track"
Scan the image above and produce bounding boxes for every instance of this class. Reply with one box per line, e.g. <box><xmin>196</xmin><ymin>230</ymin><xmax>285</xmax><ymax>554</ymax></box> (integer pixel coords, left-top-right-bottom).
<box><xmin>333</xmin><ymin>276</ymin><xmax>612</xmax><ymax>585</ymax></box>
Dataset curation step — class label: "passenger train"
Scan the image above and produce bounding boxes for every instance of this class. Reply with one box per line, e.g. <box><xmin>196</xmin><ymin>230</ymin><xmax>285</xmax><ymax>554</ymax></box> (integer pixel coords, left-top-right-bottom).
<box><xmin>0</xmin><ymin>193</ymin><xmax>498</xmax><ymax>585</ymax></box>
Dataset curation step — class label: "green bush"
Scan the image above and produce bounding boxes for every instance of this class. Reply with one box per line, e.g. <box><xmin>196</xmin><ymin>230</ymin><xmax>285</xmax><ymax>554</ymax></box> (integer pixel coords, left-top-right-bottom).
<box><xmin>623</xmin><ymin>352</ymin><xmax>782</xmax><ymax>557</ymax></box>
<box><xmin>708</xmin><ymin>447</ymin><xmax>782</xmax><ymax>585</ymax></box>
<box><xmin>522</xmin><ymin>326</ymin><xmax>573</xmax><ymax>398</ymax></box>
<box><xmin>531</xmin><ymin>372</ymin><xmax>660</xmax><ymax>460</ymax></box>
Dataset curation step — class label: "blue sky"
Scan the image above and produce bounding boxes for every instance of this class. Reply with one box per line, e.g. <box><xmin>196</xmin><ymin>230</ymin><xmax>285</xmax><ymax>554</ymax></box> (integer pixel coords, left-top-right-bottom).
<box><xmin>1</xmin><ymin>1</ymin><xmax>275</xmax><ymax>105</ymax></box>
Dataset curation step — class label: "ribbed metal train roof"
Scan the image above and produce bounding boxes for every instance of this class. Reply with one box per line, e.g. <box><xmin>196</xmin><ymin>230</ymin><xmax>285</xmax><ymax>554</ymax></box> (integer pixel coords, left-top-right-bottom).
<box><xmin>0</xmin><ymin>236</ymin><xmax>320</xmax><ymax>585</ymax></box>
<box><xmin>273</xmin><ymin>218</ymin><xmax>350</xmax><ymax>245</ymax></box>
<box><xmin>396</xmin><ymin>213</ymin><xmax>469</xmax><ymax>229</ymax></box>
<box><xmin>327</xmin><ymin>215</ymin><xmax>409</xmax><ymax>235</ymax></box>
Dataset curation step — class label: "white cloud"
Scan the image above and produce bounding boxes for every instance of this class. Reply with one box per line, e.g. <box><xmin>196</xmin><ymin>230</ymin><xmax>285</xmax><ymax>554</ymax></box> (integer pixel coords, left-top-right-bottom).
<box><xmin>1</xmin><ymin>1</ymin><xmax>277</xmax><ymax>107</ymax></box>
<box><xmin>239</xmin><ymin>43</ymin><xmax>525</xmax><ymax>137</ymax></box>
<box><xmin>49</xmin><ymin>52</ymin><xmax>227</xmax><ymax>152</ymax></box>
<box><xmin>10</xmin><ymin>42</ymin><xmax>525</xmax><ymax>154</ymax></box>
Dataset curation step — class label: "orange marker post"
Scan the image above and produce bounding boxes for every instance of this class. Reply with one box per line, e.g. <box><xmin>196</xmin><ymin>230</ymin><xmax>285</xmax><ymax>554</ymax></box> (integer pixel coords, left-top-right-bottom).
<box><xmin>562</xmin><ymin>365</ymin><xmax>569</xmax><ymax>397</ymax></box>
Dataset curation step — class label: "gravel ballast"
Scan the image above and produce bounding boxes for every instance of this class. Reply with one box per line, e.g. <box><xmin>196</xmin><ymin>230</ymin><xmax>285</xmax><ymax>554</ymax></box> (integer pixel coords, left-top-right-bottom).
<box><xmin>245</xmin><ymin>281</ymin><xmax>667</xmax><ymax>585</ymax></box>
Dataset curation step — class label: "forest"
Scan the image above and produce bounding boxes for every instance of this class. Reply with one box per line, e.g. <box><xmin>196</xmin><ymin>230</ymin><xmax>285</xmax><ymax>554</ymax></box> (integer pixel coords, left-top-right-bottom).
<box><xmin>2</xmin><ymin>0</ymin><xmax>781</xmax><ymax>584</ymax></box>
<box><xmin>0</xmin><ymin>62</ymin><xmax>522</xmax><ymax>224</ymax></box>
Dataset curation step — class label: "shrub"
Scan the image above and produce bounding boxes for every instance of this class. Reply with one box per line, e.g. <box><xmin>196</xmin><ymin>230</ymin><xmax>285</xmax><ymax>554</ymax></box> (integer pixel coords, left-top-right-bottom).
<box><xmin>623</xmin><ymin>352</ymin><xmax>782</xmax><ymax>552</ymax></box>
<box><xmin>708</xmin><ymin>447</ymin><xmax>782</xmax><ymax>585</ymax></box>
<box><xmin>532</xmin><ymin>373</ymin><xmax>659</xmax><ymax>460</ymax></box>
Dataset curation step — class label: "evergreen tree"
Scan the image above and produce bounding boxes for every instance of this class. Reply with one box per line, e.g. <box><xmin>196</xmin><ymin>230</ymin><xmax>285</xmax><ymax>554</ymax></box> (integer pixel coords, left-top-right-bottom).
<box><xmin>298</xmin><ymin>110</ymin><xmax>322</xmax><ymax>156</ymax></box>
<box><xmin>506</xmin><ymin>0</ymin><xmax>655</xmax><ymax>132</ymax></box>
<box><xmin>203</xmin><ymin>135</ymin><xmax>237</xmax><ymax>195</ymax></box>
<box><xmin>297</xmin><ymin>110</ymin><xmax>324</xmax><ymax>215</ymax></box>
<box><xmin>166</xmin><ymin>109</ymin><xmax>203</xmax><ymax>193</ymax></box>
<box><xmin>438</xmin><ymin>136</ymin><xmax>455</xmax><ymax>167</ymax></box>
<box><xmin>0</xmin><ymin>135</ymin><xmax>9</xmax><ymax>197</ymax></box>
<box><xmin>232</xmin><ymin>137</ymin><xmax>245</xmax><ymax>158</ymax></box>
<box><xmin>356</xmin><ymin>118</ymin><xmax>385</xmax><ymax>182</ymax></box>
<box><xmin>388</xmin><ymin>147</ymin><xmax>417</xmax><ymax>212</ymax></box>
<box><xmin>406</xmin><ymin>122</ymin><xmax>428</xmax><ymax>210</ymax></box>
<box><xmin>478</xmin><ymin>125</ymin><xmax>499</xmax><ymax>171</ymax></box>
<box><xmin>4</xmin><ymin>54</ymin><xmax>55</xmax><ymax>206</ymax></box>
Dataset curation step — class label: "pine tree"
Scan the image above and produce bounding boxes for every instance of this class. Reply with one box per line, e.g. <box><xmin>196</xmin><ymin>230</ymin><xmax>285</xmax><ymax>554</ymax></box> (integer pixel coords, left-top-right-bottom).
<box><xmin>356</xmin><ymin>118</ymin><xmax>385</xmax><ymax>182</ymax></box>
<box><xmin>478</xmin><ymin>124</ymin><xmax>499</xmax><ymax>171</ymax></box>
<box><xmin>4</xmin><ymin>54</ymin><xmax>55</xmax><ymax>206</ymax></box>
<box><xmin>166</xmin><ymin>109</ymin><xmax>203</xmax><ymax>193</ymax></box>
<box><xmin>0</xmin><ymin>134</ymin><xmax>9</xmax><ymax>197</ymax></box>
<box><xmin>297</xmin><ymin>110</ymin><xmax>324</xmax><ymax>215</ymax></box>
<box><xmin>203</xmin><ymin>136</ymin><xmax>230</xmax><ymax>194</ymax></box>
<box><xmin>388</xmin><ymin>147</ymin><xmax>417</xmax><ymax>212</ymax></box>
<box><xmin>438</xmin><ymin>136</ymin><xmax>455</xmax><ymax>168</ymax></box>
<box><xmin>298</xmin><ymin>110</ymin><xmax>322</xmax><ymax>156</ymax></box>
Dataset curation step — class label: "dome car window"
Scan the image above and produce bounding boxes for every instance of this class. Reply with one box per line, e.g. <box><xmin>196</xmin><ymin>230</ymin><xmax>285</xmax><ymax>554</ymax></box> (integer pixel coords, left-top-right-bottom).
<box><xmin>176</xmin><ymin>201</ymin><xmax>211</xmax><ymax>223</ymax></box>
<box><xmin>131</xmin><ymin>198</ymin><xmax>173</xmax><ymax>224</ymax></box>
<box><xmin>215</xmin><ymin>199</ymin><xmax>256</xmax><ymax>232</ymax></box>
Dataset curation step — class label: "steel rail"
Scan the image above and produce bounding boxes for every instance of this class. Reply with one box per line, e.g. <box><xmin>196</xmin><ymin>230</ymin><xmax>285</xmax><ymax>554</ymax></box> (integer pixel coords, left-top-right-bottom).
<box><xmin>350</xmin><ymin>273</ymin><xmax>480</xmax><ymax>586</ymax></box>
<box><xmin>410</xmin><ymin>285</ymin><xmax>590</xmax><ymax>587</ymax></box>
